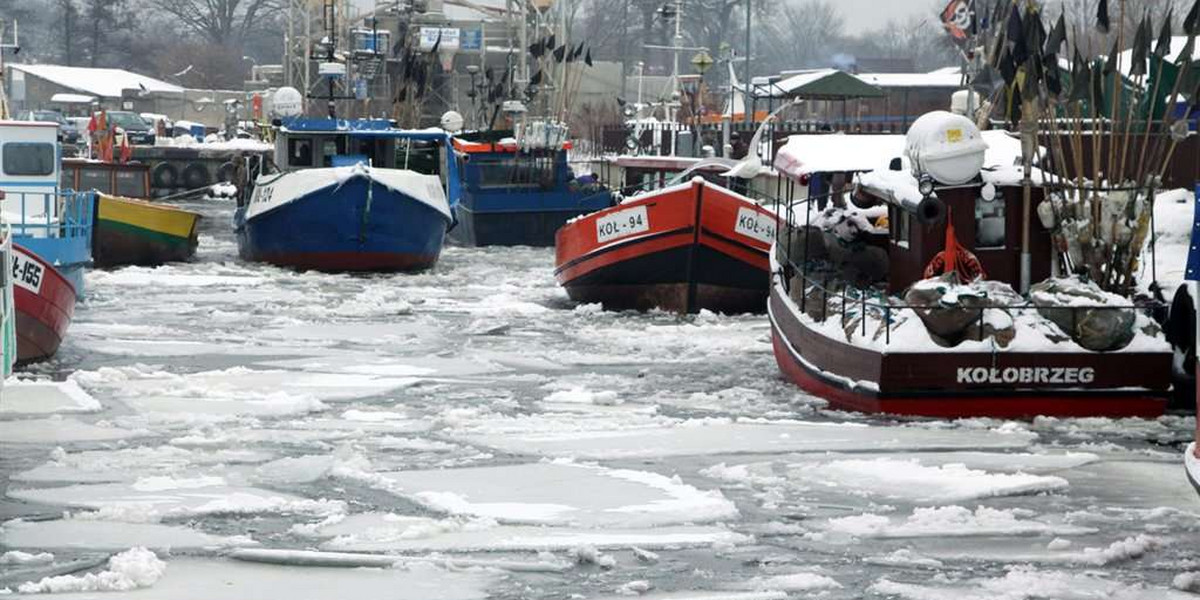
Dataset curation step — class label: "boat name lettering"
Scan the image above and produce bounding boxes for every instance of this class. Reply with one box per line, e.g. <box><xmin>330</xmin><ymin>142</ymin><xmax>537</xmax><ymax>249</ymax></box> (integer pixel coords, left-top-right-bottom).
<box><xmin>734</xmin><ymin>207</ymin><xmax>776</xmax><ymax>244</ymax></box>
<box><xmin>11</xmin><ymin>249</ymin><xmax>44</xmax><ymax>294</ymax></box>
<box><xmin>596</xmin><ymin>206</ymin><xmax>649</xmax><ymax>243</ymax></box>
<box><xmin>254</xmin><ymin>185</ymin><xmax>274</xmax><ymax>205</ymax></box>
<box><xmin>955</xmin><ymin>366</ymin><xmax>1095</xmax><ymax>385</ymax></box>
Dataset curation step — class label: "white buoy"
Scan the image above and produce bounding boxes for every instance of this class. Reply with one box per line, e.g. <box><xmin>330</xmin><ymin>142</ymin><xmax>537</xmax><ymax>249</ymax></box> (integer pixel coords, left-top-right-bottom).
<box><xmin>271</xmin><ymin>87</ymin><xmax>303</xmax><ymax>118</ymax></box>
<box><xmin>440</xmin><ymin>111</ymin><xmax>464</xmax><ymax>133</ymax></box>
<box><xmin>905</xmin><ymin>110</ymin><xmax>988</xmax><ymax>185</ymax></box>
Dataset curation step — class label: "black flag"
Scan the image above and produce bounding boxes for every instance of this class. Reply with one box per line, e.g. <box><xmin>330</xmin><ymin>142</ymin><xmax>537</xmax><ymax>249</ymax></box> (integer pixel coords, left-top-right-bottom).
<box><xmin>546</xmin><ymin>34</ymin><xmax>556</xmax><ymax>52</ymax></box>
<box><xmin>1069</xmin><ymin>47</ymin><xmax>1091</xmax><ymax>102</ymax></box>
<box><xmin>529</xmin><ymin>39</ymin><xmax>544</xmax><ymax>57</ymax></box>
<box><xmin>430</xmin><ymin>30</ymin><xmax>442</xmax><ymax>54</ymax></box>
<box><xmin>1045</xmin><ymin>12</ymin><xmax>1067</xmax><ymax>56</ymax></box>
<box><xmin>569</xmin><ymin>42</ymin><xmax>585</xmax><ymax>62</ymax></box>
<box><xmin>530</xmin><ymin>70</ymin><xmax>543</xmax><ymax>85</ymax></box>
<box><xmin>1007</xmin><ymin>4</ymin><xmax>1028</xmax><ymax>65</ymax></box>
<box><xmin>553</xmin><ymin>44</ymin><xmax>567</xmax><ymax>62</ymax></box>
<box><xmin>1130</xmin><ymin>16</ymin><xmax>1150</xmax><ymax>77</ymax></box>
<box><xmin>1092</xmin><ymin>58</ymin><xmax>1106</xmax><ymax>113</ymax></box>
<box><xmin>585</xmin><ymin>47</ymin><xmax>593</xmax><ymax>67</ymax></box>
<box><xmin>1103</xmin><ymin>37</ymin><xmax>1120</xmax><ymax>75</ymax></box>
<box><xmin>1155</xmin><ymin>10</ymin><xmax>1174</xmax><ymax>59</ymax></box>
<box><xmin>1187</xmin><ymin>0</ymin><xmax>1200</xmax><ymax>36</ymax></box>
<box><xmin>1097</xmin><ymin>0</ymin><xmax>1110</xmax><ymax>33</ymax></box>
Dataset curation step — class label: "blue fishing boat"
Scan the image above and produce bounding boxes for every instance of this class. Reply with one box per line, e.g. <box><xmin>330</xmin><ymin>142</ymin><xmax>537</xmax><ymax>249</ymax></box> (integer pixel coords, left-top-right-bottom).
<box><xmin>448</xmin><ymin>134</ymin><xmax>613</xmax><ymax>247</ymax></box>
<box><xmin>235</xmin><ymin>117</ymin><xmax>459</xmax><ymax>272</ymax></box>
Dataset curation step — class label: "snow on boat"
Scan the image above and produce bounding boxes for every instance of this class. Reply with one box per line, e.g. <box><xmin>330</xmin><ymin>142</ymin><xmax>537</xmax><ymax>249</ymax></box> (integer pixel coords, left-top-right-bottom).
<box><xmin>448</xmin><ymin>133</ymin><xmax>613</xmax><ymax>247</ymax></box>
<box><xmin>767</xmin><ymin>113</ymin><xmax>1171</xmax><ymax>418</ymax></box>
<box><xmin>554</xmin><ymin>176</ymin><xmax>777</xmax><ymax>314</ymax></box>
<box><xmin>10</xmin><ymin>241</ymin><xmax>76</xmax><ymax>364</ymax></box>
<box><xmin>93</xmin><ymin>193</ymin><xmax>200</xmax><ymax>267</ymax></box>
<box><xmin>235</xmin><ymin>118</ymin><xmax>455</xmax><ymax>272</ymax></box>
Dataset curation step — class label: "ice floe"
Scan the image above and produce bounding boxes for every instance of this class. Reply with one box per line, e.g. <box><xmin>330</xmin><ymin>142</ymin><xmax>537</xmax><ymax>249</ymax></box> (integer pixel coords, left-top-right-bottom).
<box><xmin>1</xmin><ymin>519</ymin><xmax>254</xmax><ymax>551</ymax></box>
<box><xmin>0</xmin><ymin>381</ymin><xmax>100</xmax><ymax>415</ymax></box>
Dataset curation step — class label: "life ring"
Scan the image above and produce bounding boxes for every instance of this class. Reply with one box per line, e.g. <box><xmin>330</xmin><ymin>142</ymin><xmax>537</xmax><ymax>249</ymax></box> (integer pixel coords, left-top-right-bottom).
<box><xmin>151</xmin><ymin>162</ymin><xmax>179</xmax><ymax>189</ymax></box>
<box><xmin>182</xmin><ymin>163</ymin><xmax>210</xmax><ymax>189</ymax></box>
<box><xmin>923</xmin><ymin>248</ymin><xmax>985</xmax><ymax>281</ymax></box>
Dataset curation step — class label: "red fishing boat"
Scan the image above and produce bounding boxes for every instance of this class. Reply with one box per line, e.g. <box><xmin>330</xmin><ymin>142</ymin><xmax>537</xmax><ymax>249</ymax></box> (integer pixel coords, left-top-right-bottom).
<box><xmin>554</xmin><ymin>177</ymin><xmax>777</xmax><ymax>314</ymax></box>
<box><xmin>11</xmin><ymin>242</ymin><xmax>76</xmax><ymax>364</ymax></box>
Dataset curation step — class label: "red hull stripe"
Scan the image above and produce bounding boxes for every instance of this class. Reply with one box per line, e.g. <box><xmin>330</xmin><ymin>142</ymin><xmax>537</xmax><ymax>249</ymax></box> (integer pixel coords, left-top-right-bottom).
<box><xmin>12</xmin><ymin>243</ymin><xmax>77</xmax><ymax>362</ymax></box>
<box><xmin>553</xmin><ymin>227</ymin><xmax>694</xmax><ymax>282</ymax></box>
<box><xmin>769</xmin><ymin>313</ymin><xmax>1165</xmax><ymax>419</ymax></box>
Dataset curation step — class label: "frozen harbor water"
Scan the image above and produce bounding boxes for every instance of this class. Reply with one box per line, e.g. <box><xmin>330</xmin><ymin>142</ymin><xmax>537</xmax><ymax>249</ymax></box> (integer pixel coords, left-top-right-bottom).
<box><xmin>2</xmin><ymin>197</ymin><xmax>1200</xmax><ymax>599</ymax></box>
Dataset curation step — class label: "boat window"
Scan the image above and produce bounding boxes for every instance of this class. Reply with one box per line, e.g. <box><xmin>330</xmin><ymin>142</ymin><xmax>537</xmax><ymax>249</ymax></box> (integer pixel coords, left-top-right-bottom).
<box><xmin>287</xmin><ymin>137</ymin><xmax>314</xmax><ymax>168</ymax></box>
<box><xmin>79</xmin><ymin>167</ymin><xmax>112</xmax><ymax>193</ymax></box>
<box><xmin>475</xmin><ymin>157</ymin><xmax>553</xmax><ymax>189</ymax></box>
<box><xmin>396</xmin><ymin>139</ymin><xmax>441</xmax><ymax>176</ymax></box>
<box><xmin>2</xmin><ymin>142</ymin><xmax>55</xmax><ymax>176</ymax></box>
<box><xmin>892</xmin><ymin>208</ymin><xmax>910</xmax><ymax>248</ymax></box>
<box><xmin>975</xmin><ymin>190</ymin><xmax>1006</xmax><ymax>249</ymax></box>
<box><xmin>320</xmin><ymin>137</ymin><xmax>346</xmax><ymax>167</ymax></box>
<box><xmin>60</xmin><ymin>167</ymin><xmax>76</xmax><ymax>190</ymax></box>
<box><xmin>115</xmin><ymin>169</ymin><xmax>147</xmax><ymax>198</ymax></box>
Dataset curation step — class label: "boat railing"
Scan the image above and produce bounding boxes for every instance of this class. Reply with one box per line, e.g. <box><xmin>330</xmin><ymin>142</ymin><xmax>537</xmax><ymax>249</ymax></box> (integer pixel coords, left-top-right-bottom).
<box><xmin>4</xmin><ymin>189</ymin><xmax>95</xmax><ymax>241</ymax></box>
<box><xmin>771</xmin><ymin>190</ymin><xmax>1166</xmax><ymax>347</ymax></box>
<box><xmin>781</xmin><ymin>269</ymin><xmax>1165</xmax><ymax>348</ymax></box>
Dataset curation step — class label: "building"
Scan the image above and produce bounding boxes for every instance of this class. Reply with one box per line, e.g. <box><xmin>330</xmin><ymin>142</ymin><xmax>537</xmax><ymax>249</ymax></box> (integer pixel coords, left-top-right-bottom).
<box><xmin>4</xmin><ymin>64</ymin><xmax>245</xmax><ymax>127</ymax></box>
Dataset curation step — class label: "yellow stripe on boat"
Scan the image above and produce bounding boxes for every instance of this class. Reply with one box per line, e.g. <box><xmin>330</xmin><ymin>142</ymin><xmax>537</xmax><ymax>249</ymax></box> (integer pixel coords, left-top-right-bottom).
<box><xmin>97</xmin><ymin>194</ymin><xmax>200</xmax><ymax>239</ymax></box>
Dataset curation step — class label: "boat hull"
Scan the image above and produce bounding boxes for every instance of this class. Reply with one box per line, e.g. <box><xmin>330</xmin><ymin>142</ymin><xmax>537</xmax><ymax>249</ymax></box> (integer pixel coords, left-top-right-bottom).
<box><xmin>93</xmin><ymin>194</ymin><xmax>201</xmax><ymax>267</ymax></box>
<box><xmin>11</xmin><ymin>243</ymin><xmax>76</xmax><ymax>364</ymax></box>
<box><xmin>450</xmin><ymin>204</ymin><xmax>607</xmax><ymax>247</ymax></box>
<box><xmin>767</xmin><ymin>272</ymin><xmax>1169</xmax><ymax>419</ymax></box>
<box><xmin>236</xmin><ymin>173</ymin><xmax>451</xmax><ymax>272</ymax></box>
<box><xmin>554</xmin><ymin>178</ymin><xmax>776</xmax><ymax>314</ymax></box>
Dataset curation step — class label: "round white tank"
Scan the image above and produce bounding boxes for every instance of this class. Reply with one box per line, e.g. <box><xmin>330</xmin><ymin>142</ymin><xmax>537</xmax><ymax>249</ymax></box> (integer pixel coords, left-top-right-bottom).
<box><xmin>272</xmin><ymin>87</ymin><xmax>304</xmax><ymax>118</ymax></box>
<box><xmin>904</xmin><ymin>110</ymin><xmax>988</xmax><ymax>185</ymax></box>
<box><xmin>950</xmin><ymin>89</ymin><xmax>982</xmax><ymax>116</ymax></box>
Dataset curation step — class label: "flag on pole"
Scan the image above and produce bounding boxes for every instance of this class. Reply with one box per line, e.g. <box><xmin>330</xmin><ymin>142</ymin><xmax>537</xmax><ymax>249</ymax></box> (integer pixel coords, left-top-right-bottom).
<box><xmin>1097</xmin><ymin>0</ymin><xmax>1111</xmax><ymax>33</ymax></box>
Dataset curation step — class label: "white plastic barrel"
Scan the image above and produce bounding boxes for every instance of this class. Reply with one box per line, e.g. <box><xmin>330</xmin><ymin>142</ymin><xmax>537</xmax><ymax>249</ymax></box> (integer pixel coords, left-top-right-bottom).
<box><xmin>950</xmin><ymin>89</ymin><xmax>982</xmax><ymax>116</ymax></box>
<box><xmin>904</xmin><ymin>110</ymin><xmax>988</xmax><ymax>185</ymax></box>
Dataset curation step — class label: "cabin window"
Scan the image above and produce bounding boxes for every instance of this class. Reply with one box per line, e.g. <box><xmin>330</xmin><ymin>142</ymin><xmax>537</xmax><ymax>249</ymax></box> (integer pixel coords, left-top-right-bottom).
<box><xmin>475</xmin><ymin>158</ymin><xmax>553</xmax><ymax>189</ymax></box>
<box><xmin>60</xmin><ymin>168</ymin><xmax>76</xmax><ymax>190</ymax></box>
<box><xmin>2</xmin><ymin>142</ymin><xmax>55</xmax><ymax>176</ymax></box>
<box><xmin>975</xmin><ymin>191</ymin><xmax>1006</xmax><ymax>249</ymax></box>
<box><xmin>320</xmin><ymin>137</ymin><xmax>345</xmax><ymax>167</ymax></box>
<box><xmin>892</xmin><ymin>208</ymin><xmax>910</xmax><ymax>248</ymax></box>
<box><xmin>396</xmin><ymin>139</ymin><xmax>441</xmax><ymax>176</ymax></box>
<box><xmin>115</xmin><ymin>170</ymin><xmax>147</xmax><ymax>198</ymax></box>
<box><xmin>287</xmin><ymin>137</ymin><xmax>314</xmax><ymax>168</ymax></box>
<box><xmin>79</xmin><ymin>168</ymin><xmax>112</xmax><ymax>193</ymax></box>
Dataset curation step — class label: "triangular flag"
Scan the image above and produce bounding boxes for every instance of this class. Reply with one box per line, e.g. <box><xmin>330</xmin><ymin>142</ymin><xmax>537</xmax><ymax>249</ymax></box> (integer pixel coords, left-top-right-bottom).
<box><xmin>585</xmin><ymin>48</ymin><xmax>593</xmax><ymax>67</ymax></box>
<box><xmin>529</xmin><ymin>39</ymin><xmax>544</xmax><ymax>57</ymax></box>
<box><xmin>1069</xmin><ymin>47</ymin><xmax>1091</xmax><ymax>102</ymax></box>
<box><xmin>1155</xmin><ymin>10</ymin><xmax>1174</xmax><ymax>59</ymax></box>
<box><xmin>530</xmin><ymin>70</ymin><xmax>543</xmax><ymax>85</ymax></box>
<box><xmin>1045</xmin><ymin>12</ymin><xmax>1067</xmax><ymax>56</ymax></box>
<box><xmin>1130</xmin><ymin>16</ymin><xmax>1150</xmax><ymax>77</ymax></box>
<box><xmin>546</xmin><ymin>34</ymin><xmax>556</xmax><ymax>52</ymax></box>
<box><xmin>553</xmin><ymin>44</ymin><xmax>566</xmax><ymax>62</ymax></box>
<box><xmin>1103</xmin><ymin>37</ymin><xmax>1120</xmax><ymax>75</ymax></box>
<box><xmin>1097</xmin><ymin>0</ymin><xmax>1111</xmax><ymax>33</ymax></box>
<box><xmin>1007</xmin><ymin>4</ymin><xmax>1028</xmax><ymax>65</ymax></box>
<box><xmin>1187</xmin><ymin>0</ymin><xmax>1200</xmax><ymax>35</ymax></box>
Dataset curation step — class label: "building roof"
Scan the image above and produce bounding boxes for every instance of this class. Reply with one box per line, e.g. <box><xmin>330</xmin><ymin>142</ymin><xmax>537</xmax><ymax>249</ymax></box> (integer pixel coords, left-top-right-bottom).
<box><xmin>8</xmin><ymin>64</ymin><xmax>183</xmax><ymax>99</ymax></box>
<box><xmin>756</xmin><ymin>69</ymin><xmax>885</xmax><ymax>100</ymax></box>
<box><xmin>856</xmin><ymin>70</ymin><xmax>964</xmax><ymax>89</ymax></box>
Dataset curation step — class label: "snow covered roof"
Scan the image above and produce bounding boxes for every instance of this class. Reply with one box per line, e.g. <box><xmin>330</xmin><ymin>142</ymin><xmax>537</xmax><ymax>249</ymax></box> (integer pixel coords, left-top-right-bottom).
<box><xmin>8</xmin><ymin>64</ymin><xmax>184</xmax><ymax>99</ymax></box>
<box><xmin>856</xmin><ymin>71</ymin><xmax>964</xmax><ymax>89</ymax></box>
<box><xmin>758</xmin><ymin>69</ymin><xmax>885</xmax><ymax>99</ymax></box>
<box><xmin>49</xmin><ymin>93</ymin><xmax>96</xmax><ymax>104</ymax></box>
<box><xmin>774</xmin><ymin>134</ymin><xmax>907</xmax><ymax>177</ymax></box>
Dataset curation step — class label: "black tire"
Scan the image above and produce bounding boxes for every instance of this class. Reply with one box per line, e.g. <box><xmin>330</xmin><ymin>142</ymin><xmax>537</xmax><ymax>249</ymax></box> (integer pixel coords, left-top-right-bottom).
<box><xmin>1167</xmin><ymin>285</ymin><xmax>1196</xmax><ymax>411</ymax></box>
<box><xmin>182</xmin><ymin>163</ymin><xmax>210</xmax><ymax>189</ymax></box>
<box><xmin>216</xmin><ymin>161</ymin><xmax>236</xmax><ymax>183</ymax></box>
<box><xmin>151</xmin><ymin>162</ymin><xmax>179</xmax><ymax>189</ymax></box>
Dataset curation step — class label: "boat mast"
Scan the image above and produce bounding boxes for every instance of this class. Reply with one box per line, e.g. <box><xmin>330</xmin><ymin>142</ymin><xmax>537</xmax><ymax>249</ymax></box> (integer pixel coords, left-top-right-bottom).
<box><xmin>0</xmin><ymin>19</ymin><xmax>17</xmax><ymax>120</ymax></box>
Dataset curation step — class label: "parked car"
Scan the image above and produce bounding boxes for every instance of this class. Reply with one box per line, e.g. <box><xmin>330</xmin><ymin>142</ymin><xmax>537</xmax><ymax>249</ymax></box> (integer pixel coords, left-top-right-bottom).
<box><xmin>18</xmin><ymin>109</ymin><xmax>81</xmax><ymax>146</ymax></box>
<box><xmin>104</xmin><ymin>111</ymin><xmax>156</xmax><ymax>146</ymax></box>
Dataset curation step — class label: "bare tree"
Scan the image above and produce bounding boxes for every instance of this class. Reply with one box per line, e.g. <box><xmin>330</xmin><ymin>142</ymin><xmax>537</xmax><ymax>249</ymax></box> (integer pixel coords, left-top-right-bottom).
<box><xmin>760</xmin><ymin>0</ymin><xmax>844</xmax><ymax>73</ymax></box>
<box><xmin>148</xmin><ymin>0</ymin><xmax>281</xmax><ymax>45</ymax></box>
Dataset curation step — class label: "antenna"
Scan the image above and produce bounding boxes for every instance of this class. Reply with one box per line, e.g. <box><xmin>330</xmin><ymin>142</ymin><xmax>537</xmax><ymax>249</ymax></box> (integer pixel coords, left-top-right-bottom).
<box><xmin>0</xmin><ymin>19</ymin><xmax>19</xmax><ymax>120</ymax></box>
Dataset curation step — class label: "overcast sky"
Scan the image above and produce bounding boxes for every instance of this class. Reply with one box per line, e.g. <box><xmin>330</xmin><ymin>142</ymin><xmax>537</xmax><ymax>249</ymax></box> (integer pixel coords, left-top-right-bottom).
<box><xmin>830</xmin><ymin>0</ymin><xmax>940</xmax><ymax>32</ymax></box>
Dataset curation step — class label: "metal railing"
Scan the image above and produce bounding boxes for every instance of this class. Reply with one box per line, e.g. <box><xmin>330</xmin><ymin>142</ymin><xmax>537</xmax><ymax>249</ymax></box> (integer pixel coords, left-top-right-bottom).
<box><xmin>4</xmin><ymin>189</ymin><xmax>95</xmax><ymax>240</ymax></box>
<box><xmin>774</xmin><ymin>189</ymin><xmax>1165</xmax><ymax>348</ymax></box>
